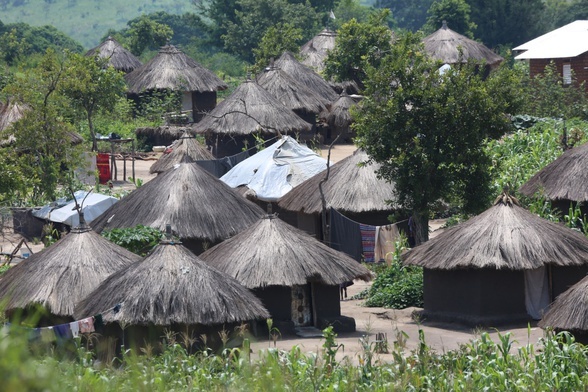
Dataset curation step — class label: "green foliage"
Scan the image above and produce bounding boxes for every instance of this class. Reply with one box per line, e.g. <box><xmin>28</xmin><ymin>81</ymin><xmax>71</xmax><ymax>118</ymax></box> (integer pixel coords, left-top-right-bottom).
<box><xmin>126</xmin><ymin>15</ymin><xmax>173</xmax><ymax>57</ymax></box>
<box><xmin>252</xmin><ymin>23</ymin><xmax>304</xmax><ymax>74</ymax></box>
<box><xmin>102</xmin><ymin>225</ymin><xmax>163</xmax><ymax>256</ymax></box>
<box><xmin>330</xmin><ymin>0</ymin><xmax>374</xmax><ymax>29</ymax></box>
<box><xmin>375</xmin><ymin>0</ymin><xmax>434</xmax><ymax>31</ymax></box>
<box><xmin>323</xmin><ymin>9</ymin><xmax>393</xmax><ymax>87</ymax></box>
<box><xmin>422</xmin><ymin>0</ymin><xmax>477</xmax><ymax>37</ymax></box>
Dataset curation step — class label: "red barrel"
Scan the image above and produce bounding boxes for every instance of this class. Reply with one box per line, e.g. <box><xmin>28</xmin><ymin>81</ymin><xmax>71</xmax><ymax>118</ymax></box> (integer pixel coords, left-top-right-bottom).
<box><xmin>97</xmin><ymin>153</ymin><xmax>111</xmax><ymax>184</ymax></box>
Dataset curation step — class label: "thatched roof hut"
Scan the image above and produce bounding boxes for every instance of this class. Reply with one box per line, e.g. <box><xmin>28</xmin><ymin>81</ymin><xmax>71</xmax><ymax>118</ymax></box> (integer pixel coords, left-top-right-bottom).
<box><xmin>299</xmin><ymin>28</ymin><xmax>337</xmax><ymax>72</ymax></box>
<box><xmin>256</xmin><ymin>66</ymin><xmax>329</xmax><ymax>119</ymax></box>
<box><xmin>0</xmin><ymin>225</ymin><xmax>139</xmax><ymax>320</ymax></box>
<box><xmin>423</xmin><ymin>21</ymin><xmax>503</xmax><ymax>68</ymax></box>
<box><xmin>519</xmin><ymin>142</ymin><xmax>588</xmax><ymax>203</ymax></box>
<box><xmin>194</xmin><ymin>80</ymin><xmax>312</xmax><ymax>157</ymax></box>
<box><xmin>319</xmin><ymin>92</ymin><xmax>359</xmax><ymax>142</ymax></box>
<box><xmin>125</xmin><ymin>45</ymin><xmax>227</xmax><ymax>122</ymax></box>
<box><xmin>75</xmin><ymin>240</ymin><xmax>269</xmax><ymax>326</ymax></box>
<box><xmin>201</xmin><ymin>213</ymin><xmax>371</xmax><ymax>332</ymax></box>
<box><xmin>150</xmin><ymin>133</ymin><xmax>213</xmax><ymax>174</ymax></box>
<box><xmin>275</xmin><ymin>51</ymin><xmax>338</xmax><ymax>102</ymax></box>
<box><xmin>91</xmin><ymin>163</ymin><xmax>264</xmax><ymax>253</ymax></box>
<box><xmin>85</xmin><ymin>36</ymin><xmax>142</xmax><ymax>73</ymax></box>
<box><xmin>135</xmin><ymin>125</ymin><xmax>193</xmax><ymax>147</ymax></box>
<box><xmin>403</xmin><ymin>194</ymin><xmax>588</xmax><ymax>326</ymax></box>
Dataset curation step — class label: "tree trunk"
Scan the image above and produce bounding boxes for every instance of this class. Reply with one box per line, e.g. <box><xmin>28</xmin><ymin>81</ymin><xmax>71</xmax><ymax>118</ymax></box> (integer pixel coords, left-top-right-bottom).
<box><xmin>88</xmin><ymin>110</ymin><xmax>97</xmax><ymax>152</ymax></box>
<box><xmin>412</xmin><ymin>210</ymin><xmax>429</xmax><ymax>246</ymax></box>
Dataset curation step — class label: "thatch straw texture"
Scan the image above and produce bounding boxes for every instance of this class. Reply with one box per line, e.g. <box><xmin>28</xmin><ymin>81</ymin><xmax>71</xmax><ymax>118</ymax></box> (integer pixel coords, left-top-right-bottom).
<box><xmin>193</xmin><ymin>80</ymin><xmax>311</xmax><ymax>136</ymax></box>
<box><xmin>519</xmin><ymin>142</ymin><xmax>588</xmax><ymax>202</ymax></box>
<box><xmin>403</xmin><ymin>195</ymin><xmax>588</xmax><ymax>270</ymax></box>
<box><xmin>91</xmin><ymin>163</ymin><xmax>264</xmax><ymax>242</ymax></box>
<box><xmin>75</xmin><ymin>242</ymin><xmax>269</xmax><ymax>325</ymax></box>
<box><xmin>125</xmin><ymin>45</ymin><xmax>227</xmax><ymax>94</ymax></box>
<box><xmin>319</xmin><ymin>93</ymin><xmax>358</xmax><ymax>130</ymax></box>
<box><xmin>539</xmin><ymin>275</ymin><xmax>588</xmax><ymax>331</ymax></box>
<box><xmin>257</xmin><ymin>68</ymin><xmax>329</xmax><ymax>115</ymax></box>
<box><xmin>0</xmin><ymin>227</ymin><xmax>139</xmax><ymax>317</ymax></box>
<box><xmin>150</xmin><ymin>134</ymin><xmax>213</xmax><ymax>174</ymax></box>
<box><xmin>300</xmin><ymin>28</ymin><xmax>337</xmax><ymax>72</ymax></box>
<box><xmin>85</xmin><ymin>36</ymin><xmax>142</xmax><ymax>73</ymax></box>
<box><xmin>329</xmin><ymin>80</ymin><xmax>360</xmax><ymax>95</ymax></box>
<box><xmin>201</xmin><ymin>214</ymin><xmax>372</xmax><ymax>288</ymax></box>
<box><xmin>275</xmin><ymin>51</ymin><xmax>338</xmax><ymax>102</ymax></box>
<box><xmin>278</xmin><ymin>149</ymin><xmax>397</xmax><ymax>214</ymax></box>
<box><xmin>423</xmin><ymin>22</ymin><xmax>503</xmax><ymax>66</ymax></box>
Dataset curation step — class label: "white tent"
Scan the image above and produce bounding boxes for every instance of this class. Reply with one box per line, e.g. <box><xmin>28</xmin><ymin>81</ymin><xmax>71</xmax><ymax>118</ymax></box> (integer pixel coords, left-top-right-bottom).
<box><xmin>221</xmin><ymin>136</ymin><xmax>328</xmax><ymax>202</ymax></box>
<box><xmin>49</xmin><ymin>191</ymin><xmax>118</xmax><ymax>227</ymax></box>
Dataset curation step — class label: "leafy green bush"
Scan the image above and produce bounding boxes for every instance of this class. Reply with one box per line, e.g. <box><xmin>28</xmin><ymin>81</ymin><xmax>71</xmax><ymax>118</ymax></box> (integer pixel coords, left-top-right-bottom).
<box><xmin>102</xmin><ymin>225</ymin><xmax>163</xmax><ymax>256</ymax></box>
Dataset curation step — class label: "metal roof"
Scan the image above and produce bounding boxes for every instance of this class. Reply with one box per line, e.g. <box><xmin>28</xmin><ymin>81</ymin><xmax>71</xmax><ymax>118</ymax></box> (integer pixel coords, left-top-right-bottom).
<box><xmin>514</xmin><ymin>20</ymin><xmax>588</xmax><ymax>60</ymax></box>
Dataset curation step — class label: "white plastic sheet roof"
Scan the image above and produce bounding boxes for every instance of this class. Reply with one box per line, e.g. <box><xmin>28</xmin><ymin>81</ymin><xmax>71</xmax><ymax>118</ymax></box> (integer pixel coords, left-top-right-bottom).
<box><xmin>514</xmin><ymin>20</ymin><xmax>588</xmax><ymax>59</ymax></box>
<box><xmin>49</xmin><ymin>191</ymin><xmax>118</xmax><ymax>227</ymax></box>
<box><xmin>221</xmin><ymin>136</ymin><xmax>328</xmax><ymax>202</ymax></box>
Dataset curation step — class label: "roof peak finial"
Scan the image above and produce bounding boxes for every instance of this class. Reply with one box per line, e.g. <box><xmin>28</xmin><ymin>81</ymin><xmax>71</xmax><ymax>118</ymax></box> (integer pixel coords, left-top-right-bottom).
<box><xmin>442</xmin><ymin>20</ymin><xmax>448</xmax><ymax>30</ymax></box>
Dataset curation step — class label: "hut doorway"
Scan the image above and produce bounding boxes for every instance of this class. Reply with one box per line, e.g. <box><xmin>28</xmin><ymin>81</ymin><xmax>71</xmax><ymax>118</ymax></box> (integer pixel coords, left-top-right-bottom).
<box><xmin>291</xmin><ymin>284</ymin><xmax>313</xmax><ymax>326</ymax></box>
<box><xmin>524</xmin><ymin>266</ymin><xmax>551</xmax><ymax>319</ymax></box>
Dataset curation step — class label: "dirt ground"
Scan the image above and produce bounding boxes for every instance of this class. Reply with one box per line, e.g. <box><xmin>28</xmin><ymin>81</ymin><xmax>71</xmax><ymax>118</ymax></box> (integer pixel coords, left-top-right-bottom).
<box><xmin>0</xmin><ymin>143</ymin><xmax>547</xmax><ymax>362</ymax></box>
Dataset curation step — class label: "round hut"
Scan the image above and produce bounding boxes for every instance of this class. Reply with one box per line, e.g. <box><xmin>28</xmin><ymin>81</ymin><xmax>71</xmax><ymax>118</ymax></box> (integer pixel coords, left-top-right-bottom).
<box><xmin>318</xmin><ymin>92</ymin><xmax>360</xmax><ymax>143</ymax></box>
<box><xmin>150</xmin><ymin>133</ymin><xmax>213</xmax><ymax>174</ymax></box>
<box><xmin>256</xmin><ymin>66</ymin><xmax>329</xmax><ymax>125</ymax></box>
<box><xmin>299</xmin><ymin>28</ymin><xmax>337</xmax><ymax>73</ymax></box>
<box><xmin>275</xmin><ymin>51</ymin><xmax>338</xmax><ymax>103</ymax></box>
<box><xmin>0</xmin><ymin>221</ymin><xmax>139</xmax><ymax>324</ymax></box>
<box><xmin>277</xmin><ymin>149</ymin><xmax>399</xmax><ymax>239</ymax></box>
<box><xmin>85</xmin><ymin>36</ymin><xmax>142</xmax><ymax>73</ymax></box>
<box><xmin>75</xmin><ymin>238</ymin><xmax>269</xmax><ymax>351</ymax></box>
<box><xmin>423</xmin><ymin>21</ymin><xmax>503</xmax><ymax>72</ymax></box>
<box><xmin>519</xmin><ymin>141</ymin><xmax>588</xmax><ymax>214</ymax></box>
<box><xmin>403</xmin><ymin>194</ymin><xmax>588</xmax><ymax>326</ymax></box>
<box><xmin>91</xmin><ymin>163</ymin><xmax>265</xmax><ymax>254</ymax></box>
<box><xmin>125</xmin><ymin>45</ymin><xmax>227</xmax><ymax>122</ymax></box>
<box><xmin>539</xmin><ymin>275</ymin><xmax>588</xmax><ymax>343</ymax></box>
<box><xmin>200</xmin><ymin>212</ymin><xmax>372</xmax><ymax>334</ymax></box>
<box><xmin>221</xmin><ymin>135</ymin><xmax>327</xmax><ymax>203</ymax></box>
<box><xmin>193</xmin><ymin>79</ymin><xmax>312</xmax><ymax>157</ymax></box>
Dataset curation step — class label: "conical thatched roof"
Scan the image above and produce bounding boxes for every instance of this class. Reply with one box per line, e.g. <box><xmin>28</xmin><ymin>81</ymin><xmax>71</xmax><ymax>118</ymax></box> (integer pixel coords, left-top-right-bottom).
<box><xmin>403</xmin><ymin>194</ymin><xmax>588</xmax><ymax>270</ymax></box>
<box><xmin>300</xmin><ymin>28</ymin><xmax>337</xmax><ymax>72</ymax></box>
<box><xmin>539</xmin><ymin>275</ymin><xmax>588</xmax><ymax>331</ymax></box>
<box><xmin>125</xmin><ymin>45</ymin><xmax>227</xmax><ymax>94</ymax></box>
<box><xmin>519</xmin><ymin>142</ymin><xmax>588</xmax><ymax>202</ymax></box>
<box><xmin>423</xmin><ymin>22</ymin><xmax>503</xmax><ymax>66</ymax></box>
<box><xmin>85</xmin><ymin>36</ymin><xmax>142</xmax><ymax>73</ymax></box>
<box><xmin>201</xmin><ymin>214</ymin><xmax>372</xmax><ymax>288</ymax></box>
<box><xmin>319</xmin><ymin>92</ymin><xmax>358</xmax><ymax>130</ymax></box>
<box><xmin>257</xmin><ymin>67</ymin><xmax>329</xmax><ymax>115</ymax></box>
<box><xmin>0</xmin><ymin>99</ymin><xmax>27</xmax><ymax>132</ymax></box>
<box><xmin>275</xmin><ymin>51</ymin><xmax>338</xmax><ymax>102</ymax></box>
<box><xmin>0</xmin><ymin>226</ymin><xmax>139</xmax><ymax>317</ymax></box>
<box><xmin>194</xmin><ymin>80</ymin><xmax>311</xmax><ymax>136</ymax></box>
<box><xmin>278</xmin><ymin>149</ymin><xmax>397</xmax><ymax>214</ymax></box>
<box><xmin>75</xmin><ymin>241</ymin><xmax>269</xmax><ymax>325</ymax></box>
<box><xmin>91</xmin><ymin>163</ymin><xmax>264</xmax><ymax>242</ymax></box>
<box><xmin>150</xmin><ymin>133</ymin><xmax>213</xmax><ymax>174</ymax></box>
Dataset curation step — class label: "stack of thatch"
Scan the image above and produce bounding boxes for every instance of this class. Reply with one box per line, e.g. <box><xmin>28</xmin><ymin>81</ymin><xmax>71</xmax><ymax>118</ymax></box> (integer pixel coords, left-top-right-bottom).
<box><xmin>91</xmin><ymin>163</ymin><xmax>264</xmax><ymax>253</ymax></box>
<box><xmin>278</xmin><ymin>149</ymin><xmax>397</xmax><ymax>215</ymax></box>
<box><xmin>275</xmin><ymin>51</ymin><xmax>338</xmax><ymax>103</ymax></box>
<box><xmin>125</xmin><ymin>45</ymin><xmax>227</xmax><ymax>94</ymax></box>
<box><xmin>85</xmin><ymin>36</ymin><xmax>142</xmax><ymax>73</ymax></box>
<box><xmin>75</xmin><ymin>240</ymin><xmax>269</xmax><ymax>326</ymax></box>
<box><xmin>519</xmin><ymin>142</ymin><xmax>588</xmax><ymax>203</ymax></box>
<box><xmin>423</xmin><ymin>21</ymin><xmax>503</xmax><ymax>68</ymax></box>
<box><xmin>299</xmin><ymin>28</ymin><xmax>337</xmax><ymax>72</ymax></box>
<box><xmin>194</xmin><ymin>80</ymin><xmax>312</xmax><ymax>136</ymax></box>
<box><xmin>0</xmin><ymin>225</ymin><xmax>139</xmax><ymax>320</ymax></box>
<box><xmin>150</xmin><ymin>133</ymin><xmax>213</xmax><ymax>174</ymax></box>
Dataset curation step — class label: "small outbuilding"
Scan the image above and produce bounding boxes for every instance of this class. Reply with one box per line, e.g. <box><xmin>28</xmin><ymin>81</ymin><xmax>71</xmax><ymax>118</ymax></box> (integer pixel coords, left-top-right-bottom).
<box><xmin>91</xmin><ymin>163</ymin><xmax>265</xmax><ymax>254</ymax></box>
<box><xmin>85</xmin><ymin>36</ymin><xmax>142</xmax><ymax>73</ymax></box>
<box><xmin>200</xmin><ymin>212</ymin><xmax>372</xmax><ymax>334</ymax></box>
<box><xmin>318</xmin><ymin>92</ymin><xmax>360</xmax><ymax>143</ymax></box>
<box><xmin>125</xmin><ymin>45</ymin><xmax>227</xmax><ymax>122</ymax></box>
<box><xmin>75</xmin><ymin>237</ymin><xmax>269</xmax><ymax>351</ymax></box>
<box><xmin>403</xmin><ymin>194</ymin><xmax>588</xmax><ymax>326</ymax></box>
<box><xmin>150</xmin><ymin>133</ymin><xmax>214</xmax><ymax>174</ymax></box>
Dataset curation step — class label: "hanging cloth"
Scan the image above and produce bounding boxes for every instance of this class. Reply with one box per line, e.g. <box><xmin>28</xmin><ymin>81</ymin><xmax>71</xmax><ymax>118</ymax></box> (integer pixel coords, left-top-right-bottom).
<box><xmin>329</xmin><ymin>208</ymin><xmax>362</xmax><ymax>261</ymax></box>
<box><xmin>374</xmin><ymin>223</ymin><xmax>401</xmax><ymax>264</ymax></box>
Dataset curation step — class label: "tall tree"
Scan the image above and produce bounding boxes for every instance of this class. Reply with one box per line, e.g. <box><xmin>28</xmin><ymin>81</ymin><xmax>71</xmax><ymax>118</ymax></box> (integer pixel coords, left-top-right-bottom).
<box><xmin>354</xmin><ymin>32</ymin><xmax>523</xmax><ymax>244</ymax></box>
<box><xmin>252</xmin><ymin>23</ymin><xmax>303</xmax><ymax>73</ymax></box>
<box><xmin>375</xmin><ymin>0</ymin><xmax>433</xmax><ymax>31</ymax></box>
<box><xmin>422</xmin><ymin>0</ymin><xmax>476</xmax><ymax>37</ymax></box>
<box><xmin>324</xmin><ymin>9</ymin><xmax>393</xmax><ymax>88</ymax></box>
<box><xmin>127</xmin><ymin>15</ymin><xmax>173</xmax><ymax>56</ymax></box>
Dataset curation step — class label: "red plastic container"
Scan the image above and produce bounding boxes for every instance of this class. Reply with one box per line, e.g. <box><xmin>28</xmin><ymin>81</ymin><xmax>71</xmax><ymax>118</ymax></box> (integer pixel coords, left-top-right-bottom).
<box><xmin>97</xmin><ymin>153</ymin><xmax>111</xmax><ymax>184</ymax></box>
